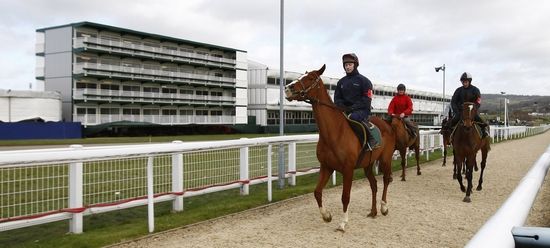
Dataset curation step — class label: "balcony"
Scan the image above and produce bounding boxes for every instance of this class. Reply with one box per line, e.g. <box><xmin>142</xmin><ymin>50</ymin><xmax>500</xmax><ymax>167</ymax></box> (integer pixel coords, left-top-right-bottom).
<box><xmin>73</xmin><ymin>62</ymin><xmax>236</xmax><ymax>88</ymax></box>
<box><xmin>75</xmin><ymin>114</ymin><xmax>236</xmax><ymax>125</ymax></box>
<box><xmin>73</xmin><ymin>37</ymin><xmax>236</xmax><ymax>69</ymax></box>
<box><xmin>73</xmin><ymin>89</ymin><xmax>236</xmax><ymax>106</ymax></box>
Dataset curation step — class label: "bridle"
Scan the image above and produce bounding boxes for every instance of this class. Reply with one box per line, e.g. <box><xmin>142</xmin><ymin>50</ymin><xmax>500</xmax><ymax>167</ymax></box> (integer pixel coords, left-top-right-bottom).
<box><xmin>288</xmin><ymin>74</ymin><xmax>346</xmax><ymax>112</ymax></box>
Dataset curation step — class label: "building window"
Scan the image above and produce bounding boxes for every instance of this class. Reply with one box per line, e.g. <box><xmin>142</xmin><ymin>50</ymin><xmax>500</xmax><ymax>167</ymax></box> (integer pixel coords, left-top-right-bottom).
<box><xmin>179</xmin><ymin>89</ymin><xmax>193</xmax><ymax>95</ymax></box>
<box><xmin>161</xmin><ymin>88</ymin><xmax>177</xmax><ymax>94</ymax></box>
<box><xmin>76</xmin><ymin>82</ymin><xmax>97</xmax><ymax>89</ymax></box>
<box><xmin>143</xmin><ymin>87</ymin><xmax>159</xmax><ymax>93</ymax></box>
<box><xmin>122</xmin><ymin>85</ymin><xmax>140</xmax><ymax>92</ymax></box>
<box><xmin>210</xmin><ymin>91</ymin><xmax>222</xmax><ymax>96</ymax></box>
<box><xmin>143</xmin><ymin>109</ymin><xmax>159</xmax><ymax>115</ymax></box>
<box><xmin>211</xmin><ymin>110</ymin><xmax>222</xmax><ymax>116</ymax></box>
<box><xmin>179</xmin><ymin>109</ymin><xmax>193</xmax><ymax>116</ymax></box>
<box><xmin>122</xmin><ymin>108</ymin><xmax>140</xmax><ymax>115</ymax></box>
<box><xmin>196</xmin><ymin>110</ymin><xmax>209</xmax><ymax>116</ymax></box>
<box><xmin>76</xmin><ymin>107</ymin><xmax>96</xmax><ymax>115</ymax></box>
<box><xmin>100</xmin><ymin>108</ymin><xmax>120</xmax><ymax>115</ymax></box>
<box><xmin>100</xmin><ymin>84</ymin><xmax>120</xmax><ymax>91</ymax></box>
<box><xmin>162</xmin><ymin>109</ymin><xmax>177</xmax><ymax>115</ymax></box>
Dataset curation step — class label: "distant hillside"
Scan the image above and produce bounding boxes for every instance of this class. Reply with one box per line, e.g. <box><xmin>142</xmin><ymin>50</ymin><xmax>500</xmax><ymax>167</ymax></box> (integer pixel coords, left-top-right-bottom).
<box><xmin>478</xmin><ymin>94</ymin><xmax>550</xmax><ymax>114</ymax></box>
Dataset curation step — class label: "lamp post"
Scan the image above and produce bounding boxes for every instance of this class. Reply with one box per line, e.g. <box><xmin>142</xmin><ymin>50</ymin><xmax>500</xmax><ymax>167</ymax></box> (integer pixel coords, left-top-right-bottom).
<box><xmin>501</xmin><ymin>92</ymin><xmax>507</xmax><ymax>127</ymax></box>
<box><xmin>435</xmin><ymin>64</ymin><xmax>446</xmax><ymax>122</ymax></box>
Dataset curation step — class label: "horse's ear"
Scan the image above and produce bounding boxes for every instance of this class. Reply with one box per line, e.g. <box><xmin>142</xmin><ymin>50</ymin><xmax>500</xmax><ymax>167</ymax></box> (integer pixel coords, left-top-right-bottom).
<box><xmin>318</xmin><ymin>64</ymin><xmax>326</xmax><ymax>75</ymax></box>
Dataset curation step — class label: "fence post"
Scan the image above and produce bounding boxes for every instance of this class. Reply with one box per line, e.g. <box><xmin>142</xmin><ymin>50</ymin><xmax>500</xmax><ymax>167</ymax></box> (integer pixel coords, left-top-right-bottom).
<box><xmin>68</xmin><ymin>145</ymin><xmax>83</xmax><ymax>234</ymax></box>
<box><xmin>239</xmin><ymin>139</ymin><xmax>249</xmax><ymax>195</ymax></box>
<box><xmin>147</xmin><ymin>156</ymin><xmax>154</xmax><ymax>233</ymax></box>
<box><xmin>171</xmin><ymin>141</ymin><xmax>184</xmax><ymax>212</ymax></box>
<box><xmin>267</xmin><ymin>144</ymin><xmax>272</xmax><ymax>202</ymax></box>
<box><xmin>288</xmin><ymin>142</ymin><xmax>296</xmax><ymax>186</ymax></box>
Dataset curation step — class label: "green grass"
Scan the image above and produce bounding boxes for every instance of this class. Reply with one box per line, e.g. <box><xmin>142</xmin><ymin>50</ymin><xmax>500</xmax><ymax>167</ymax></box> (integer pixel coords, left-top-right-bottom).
<box><xmin>0</xmin><ymin>149</ymin><xmax>448</xmax><ymax>248</ymax></box>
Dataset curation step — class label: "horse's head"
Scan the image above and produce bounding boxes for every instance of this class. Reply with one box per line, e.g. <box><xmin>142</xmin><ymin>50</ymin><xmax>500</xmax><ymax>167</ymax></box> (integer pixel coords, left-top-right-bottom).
<box><xmin>461</xmin><ymin>102</ymin><xmax>477</xmax><ymax>128</ymax></box>
<box><xmin>285</xmin><ymin>64</ymin><xmax>326</xmax><ymax>102</ymax></box>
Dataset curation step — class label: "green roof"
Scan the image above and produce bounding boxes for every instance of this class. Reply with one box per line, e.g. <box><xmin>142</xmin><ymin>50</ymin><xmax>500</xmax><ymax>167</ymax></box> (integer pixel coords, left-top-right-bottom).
<box><xmin>36</xmin><ymin>21</ymin><xmax>246</xmax><ymax>52</ymax></box>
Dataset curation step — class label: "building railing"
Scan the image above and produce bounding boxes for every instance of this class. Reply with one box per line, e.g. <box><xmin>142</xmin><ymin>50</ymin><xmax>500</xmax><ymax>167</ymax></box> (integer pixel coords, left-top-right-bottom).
<box><xmin>0</xmin><ymin>126</ymin><xmax>548</xmax><ymax>234</ymax></box>
<box><xmin>73</xmin><ymin>63</ymin><xmax>236</xmax><ymax>87</ymax></box>
<box><xmin>73</xmin><ymin>114</ymin><xmax>236</xmax><ymax>125</ymax></box>
<box><xmin>73</xmin><ymin>89</ymin><xmax>236</xmax><ymax>106</ymax></box>
<box><xmin>73</xmin><ymin>37</ymin><xmax>236</xmax><ymax>68</ymax></box>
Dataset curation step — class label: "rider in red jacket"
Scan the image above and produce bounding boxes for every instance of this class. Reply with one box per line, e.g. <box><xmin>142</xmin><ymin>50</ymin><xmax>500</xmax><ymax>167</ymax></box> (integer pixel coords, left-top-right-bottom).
<box><xmin>388</xmin><ymin>83</ymin><xmax>417</xmax><ymax>137</ymax></box>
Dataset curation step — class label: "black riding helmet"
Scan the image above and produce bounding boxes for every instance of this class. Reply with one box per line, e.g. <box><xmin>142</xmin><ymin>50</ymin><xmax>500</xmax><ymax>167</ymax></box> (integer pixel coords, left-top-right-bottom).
<box><xmin>342</xmin><ymin>53</ymin><xmax>359</xmax><ymax>69</ymax></box>
<box><xmin>397</xmin><ymin>83</ymin><xmax>406</xmax><ymax>91</ymax></box>
<box><xmin>460</xmin><ymin>72</ymin><xmax>472</xmax><ymax>82</ymax></box>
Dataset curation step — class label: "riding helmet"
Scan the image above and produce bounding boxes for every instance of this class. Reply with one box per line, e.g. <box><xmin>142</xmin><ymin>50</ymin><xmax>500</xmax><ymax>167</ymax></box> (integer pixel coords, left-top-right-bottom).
<box><xmin>460</xmin><ymin>72</ymin><xmax>472</xmax><ymax>82</ymax></box>
<box><xmin>342</xmin><ymin>53</ymin><xmax>359</xmax><ymax>68</ymax></box>
<box><xmin>397</xmin><ymin>83</ymin><xmax>406</xmax><ymax>91</ymax></box>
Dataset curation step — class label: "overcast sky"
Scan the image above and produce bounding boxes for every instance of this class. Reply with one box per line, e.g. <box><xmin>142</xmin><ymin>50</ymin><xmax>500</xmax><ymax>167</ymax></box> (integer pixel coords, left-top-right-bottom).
<box><xmin>1</xmin><ymin>0</ymin><xmax>549</xmax><ymax>96</ymax></box>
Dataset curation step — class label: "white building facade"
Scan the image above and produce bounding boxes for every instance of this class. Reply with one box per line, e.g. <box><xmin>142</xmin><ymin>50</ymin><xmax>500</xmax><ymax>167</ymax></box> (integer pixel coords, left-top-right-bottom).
<box><xmin>36</xmin><ymin>22</ymin><xmax>248</xmax><ymax>127</ymax></box>
<box><xmin>247</xmin><ymin>61</ymin><xmax>449</xmax><ymax>132</ymax></box>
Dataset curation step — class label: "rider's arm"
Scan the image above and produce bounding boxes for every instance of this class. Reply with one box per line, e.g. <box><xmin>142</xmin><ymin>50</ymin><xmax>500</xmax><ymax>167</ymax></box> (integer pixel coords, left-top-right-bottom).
<box><xmin>403</xmin><ymin>96</ymin><xmax>413</xmax><ymax>116</ymax></box>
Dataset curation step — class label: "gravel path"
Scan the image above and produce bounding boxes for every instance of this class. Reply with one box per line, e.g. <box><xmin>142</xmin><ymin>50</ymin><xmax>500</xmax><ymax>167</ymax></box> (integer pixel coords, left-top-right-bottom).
<box><xmin>112</xmin><ymin>131</ymin><xmax>550</xmax><ymax>248</ymax></box>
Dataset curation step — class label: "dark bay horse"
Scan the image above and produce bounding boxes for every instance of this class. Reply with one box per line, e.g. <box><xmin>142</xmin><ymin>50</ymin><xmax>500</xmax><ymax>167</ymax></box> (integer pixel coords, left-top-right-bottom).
<box><xmin>452</xmin><ymin>102</ymin><xmax>489</xmax><ymax>202</ymax></box>
<box><xmin>390</xmin><ymin>116</ymin><xmax>420</xmax><ymax>181</ymax></box>
<box><xmin>440</xmin><ymin>117</ymin><xmax>452</xmax><ymax>167</ymax></box>
<box><xmin>284</xmin><ymin>65</ymin><xmax>396</xmax><ymax>232</ymax></box>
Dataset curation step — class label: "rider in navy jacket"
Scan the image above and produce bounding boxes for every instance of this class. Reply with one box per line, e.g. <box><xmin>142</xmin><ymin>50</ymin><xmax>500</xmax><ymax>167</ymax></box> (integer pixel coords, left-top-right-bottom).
<box><xmin>334</xmin><ymin>53</ymin><xmax>378</xmax><ymax>149</ymax></box>
<box><xmin>447</xmin><ymin>72</ymin><xmax>488</xmax><ymax>137</ymax></box>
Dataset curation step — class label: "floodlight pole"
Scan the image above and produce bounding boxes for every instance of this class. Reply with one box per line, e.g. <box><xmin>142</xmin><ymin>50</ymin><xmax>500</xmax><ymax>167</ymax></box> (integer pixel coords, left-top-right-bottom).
<box><xmin>278</xmin><ymin>0</ymin><xmax>286</xmax><ymax>189</ymax></box>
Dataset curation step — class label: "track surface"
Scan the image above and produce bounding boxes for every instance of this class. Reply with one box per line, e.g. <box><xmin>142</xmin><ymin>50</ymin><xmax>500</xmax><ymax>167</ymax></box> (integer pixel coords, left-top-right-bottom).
<box><xmin>113</xmin><ymin>131</ymin><xmax>550</xmax><ymax>248</ymax></box>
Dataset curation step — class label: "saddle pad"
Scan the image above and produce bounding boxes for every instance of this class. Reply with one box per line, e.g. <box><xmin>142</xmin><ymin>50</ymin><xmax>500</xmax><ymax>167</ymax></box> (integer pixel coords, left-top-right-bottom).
<box><xmin>344</xmin><ymin>113</ymin><xmax>382</xmax><ymax>147</ymax></box>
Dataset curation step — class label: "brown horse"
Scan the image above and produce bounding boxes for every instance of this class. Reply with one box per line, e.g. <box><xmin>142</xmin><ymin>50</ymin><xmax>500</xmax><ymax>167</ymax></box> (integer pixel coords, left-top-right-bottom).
<box><xmin>440</xmin><ymin>117</ymin><xmax>452</xmax><ymax>167</ymax></box>
<box><xmin>390</xmin><ymin>116</ymin><xmax>420</xmax><ymax>181</ymax></box>
<box><xmin>284</xmin><ymin>65</ymin><xmax>396</xmax><ymax>232</ymax></box>
<box><xmin>452</xmin><ymin>102</ymin><xmax>489</xmax><ymax>202</ymax></box>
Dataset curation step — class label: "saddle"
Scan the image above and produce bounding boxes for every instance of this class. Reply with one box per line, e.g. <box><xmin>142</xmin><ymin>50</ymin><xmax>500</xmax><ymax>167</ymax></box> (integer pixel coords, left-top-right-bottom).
<box><xmin>344</xmin><ymin>114</ymin><xmax>381</xmax><ymax>148</ymax></box>
<box><xmin>449</xmin><ymin>122</ymin><xmax>484</xmax><ymax>144</ymax></box>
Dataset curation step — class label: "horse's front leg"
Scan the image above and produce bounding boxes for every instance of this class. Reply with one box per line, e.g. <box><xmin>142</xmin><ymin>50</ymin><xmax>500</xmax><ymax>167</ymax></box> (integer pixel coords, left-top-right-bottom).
<box><xmin>364</xmin><ymin>165</ymin><xmax>378</xmax><ymax>218</ymax></box>
<box><xmin>463</xmin><ymin>157</ymin><xmax>475</xmax><ymax>202</ymax></box>
<box><xmin>442</xmin><ymin>145</ymin><xmax>447</xmax><ymax>166</ymax></box>
<box><xmin>379</xmin><ymin>160</ymin><xmax>393</xmax><ymax>216</ymax></box>
<box><xmin>477</xmin><ymin>147</ymin><xmax>489</xmax><ymax>191</ymax></box>
<box><xmin>399</xmin><ymin>149</ymin><xmax>407</xmax><ymax>181</ymax></box>
<box><xmin>455</xmin><ymin>155</ymin><xmax>466</xmax><ymax>192</ymax></box>
<box><xmin>414</xmin><ymin>144</ymin><xmax>421</xmax><ymax>175</ymax></box>
<box><xmin>314</xmin><ymin>166</ymin><xmax>334</xmax><ymax>223</ymax></box>
<box><xmin>336</xmin><ymin>170</ymin><xmax>353</xmax><ymax>232</ymax></box>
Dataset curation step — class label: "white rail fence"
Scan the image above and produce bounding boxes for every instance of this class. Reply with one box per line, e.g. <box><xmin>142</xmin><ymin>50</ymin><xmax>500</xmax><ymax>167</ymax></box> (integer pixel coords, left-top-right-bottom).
<box><xmin>467</xmin><ymin>143</ymin><xmax>550</xmax><ymax>247</ymax></box>
<box><xmin>0</xmin><ymin>125</ymin><xmax>548</xmax><ymax>234</ymax></box>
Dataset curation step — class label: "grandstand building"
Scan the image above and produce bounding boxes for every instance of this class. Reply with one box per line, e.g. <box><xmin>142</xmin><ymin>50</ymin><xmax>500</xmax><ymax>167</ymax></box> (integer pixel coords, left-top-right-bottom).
<box><xmin>36</xmin><ymin>22</ymin><xmax>248</xmax><ymax>128</ymax></box>
<box><xmin>247</xmin><ymin>61</ymin><xmax>449</xmax><ymax>132</ymax></box>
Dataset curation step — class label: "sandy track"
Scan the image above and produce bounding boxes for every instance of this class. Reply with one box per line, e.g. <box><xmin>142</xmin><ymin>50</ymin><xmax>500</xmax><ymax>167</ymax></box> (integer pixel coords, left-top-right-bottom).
<box><xmin>112</xmin><ymin>131</ymin><xmax>550</xmax><ymax>248</ymax></box>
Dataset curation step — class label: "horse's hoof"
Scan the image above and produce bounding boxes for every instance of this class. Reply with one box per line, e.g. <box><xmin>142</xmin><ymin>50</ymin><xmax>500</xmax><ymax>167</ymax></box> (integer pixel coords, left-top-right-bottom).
<box><xmin>476</xmin><ymin>185</ymin><xmax>482</xmax><ymax>191</ymax></box>
<box><xmin>460</xmin><ymin>186</ymin><xmax>466</xmax><ymax>192</ymax></box>
<box><xmin>381</xmin><ymin>208</ymin><xmax>389</xmax><ymax>216</ymax></box>
<box><xmin>322</xmin><ymin>213</ymin><xmax>332</xmax><ymax>223</ymax></box>
<box><xmin>417</xmin><ymin>171</ymin><xmax>421</xmax><ymax>176</ymax></box>
<box><xmin>336</xmin><ymin>222</ymin><xmax>346</xmax><ymax>232</ymax></box>
<box><xmin>401</xmin><ymin>178</ymin><xmax>406</xmax><ymax>181</ymax></box>
<box><xmin>367</xmin><ymin>212</ymin><xmax>377</xmax><ymax>218</ymax></box>
<box><xmin>463</xmin><ymin>196</ymin><xmax>471</xmax><ymax>203</ymax></box>
<box><xmin>336</xmin><ymin>226</ymin><xmax>345</xmax><ymax>233</ymax></box>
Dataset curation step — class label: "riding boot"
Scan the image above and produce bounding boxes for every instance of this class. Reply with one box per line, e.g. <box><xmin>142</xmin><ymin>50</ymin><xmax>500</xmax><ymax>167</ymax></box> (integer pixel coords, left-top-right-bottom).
<box><xmin>406</xmin><ymin>122</ymin><xmax>417</xmax><ymax>138</ymax></box>
<box><xmin>363</xmin><ymin>124</ymin><xmax>380</xmax><ymax>151</ymax></box>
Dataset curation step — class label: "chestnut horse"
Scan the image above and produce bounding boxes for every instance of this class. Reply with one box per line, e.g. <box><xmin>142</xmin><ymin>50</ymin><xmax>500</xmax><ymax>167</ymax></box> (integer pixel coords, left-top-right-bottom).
<box><xmin>452</xmin><ymin>102</ymin><xmax>490</xmax><ymax>202</ymax></box>
<box><xmin>284</xmin><ymin>65</ymin><xmax>396</xmax><ymax>232</ymax></box>
<box><xmin>390</xmin><ymin>116</ymin><xmax>420</xmax><ymax>181</ymax></box>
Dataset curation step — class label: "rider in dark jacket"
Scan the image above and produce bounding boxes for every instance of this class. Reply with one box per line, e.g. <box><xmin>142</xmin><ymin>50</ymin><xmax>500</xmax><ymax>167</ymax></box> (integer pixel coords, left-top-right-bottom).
<box><xmin>447</xmin><ymin>72</ymin><xmax>488</xmax><ymax>137</ymax></box>
<box><xmin>334</xmin><ymin>53</ymin><xmax>378</xmax><ymax>149</ymax></box>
